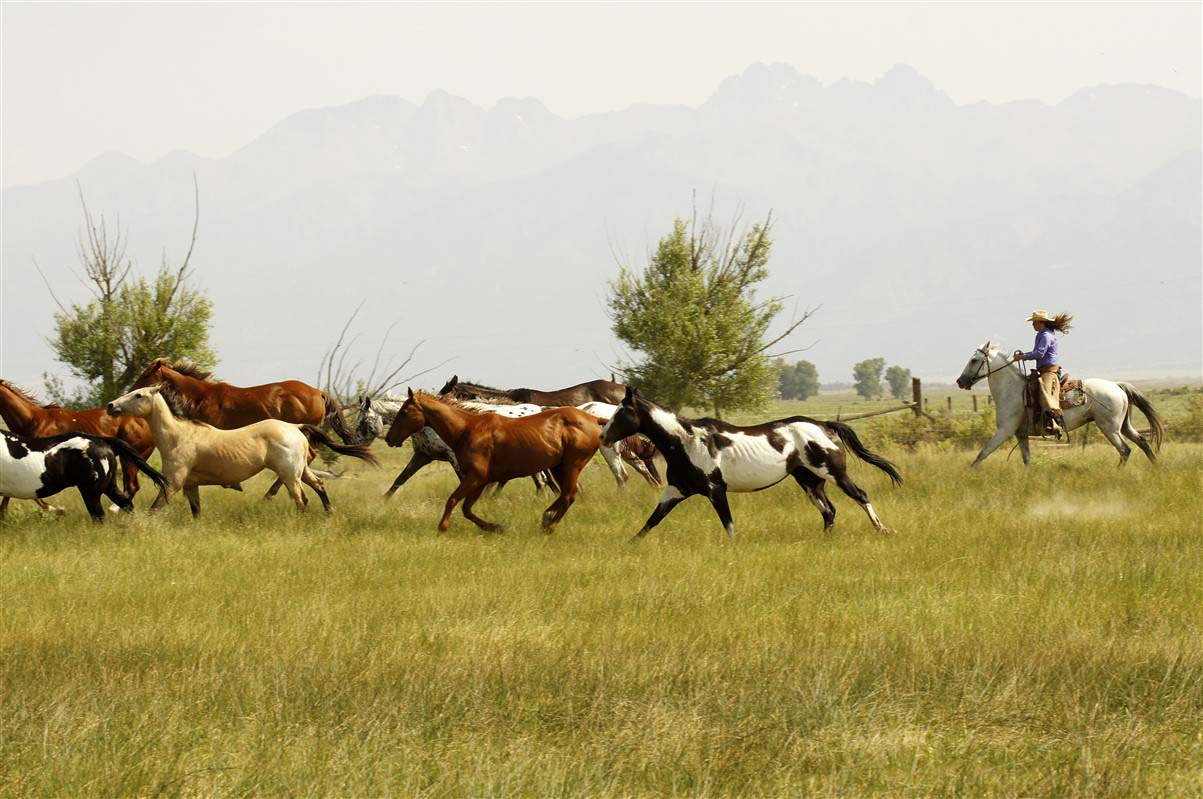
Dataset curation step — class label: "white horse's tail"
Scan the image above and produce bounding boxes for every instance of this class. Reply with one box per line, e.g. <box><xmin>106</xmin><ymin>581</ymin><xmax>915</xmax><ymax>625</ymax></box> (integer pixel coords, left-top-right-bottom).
<box><xmin>1118</xmin><ymin>383</ymin><xmax>1166</xmax><ymax>452</ymax></box>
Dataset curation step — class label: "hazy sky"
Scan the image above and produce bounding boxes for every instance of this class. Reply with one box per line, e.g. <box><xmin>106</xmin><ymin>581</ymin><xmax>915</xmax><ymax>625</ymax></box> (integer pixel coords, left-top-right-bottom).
<box><xmin>2</xmin><ymin>2</ymin><xmax>1199</xmax><ymax>188</ymax></box>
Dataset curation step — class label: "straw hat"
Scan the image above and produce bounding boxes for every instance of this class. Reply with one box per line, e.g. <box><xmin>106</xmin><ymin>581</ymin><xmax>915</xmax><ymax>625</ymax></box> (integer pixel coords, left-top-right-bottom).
<box><xmin>1026</xmin><ymin>309</ymin><xmax>1055</xmax><ymax>323</ymax></box>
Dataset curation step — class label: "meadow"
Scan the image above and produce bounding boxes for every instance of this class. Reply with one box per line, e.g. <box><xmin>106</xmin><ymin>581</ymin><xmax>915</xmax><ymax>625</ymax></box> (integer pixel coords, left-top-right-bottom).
<box><xmin>1</xmin><ymin>394</ymin><xmax>1200</xmax><ymax>798</ymax></box>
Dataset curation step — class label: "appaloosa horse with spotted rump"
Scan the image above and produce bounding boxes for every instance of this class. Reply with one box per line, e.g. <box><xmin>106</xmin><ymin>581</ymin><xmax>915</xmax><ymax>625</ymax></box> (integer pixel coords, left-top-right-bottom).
<box><xmin>602</xmin><ymin>387</ymin><xmax>902</xmax><ymax>541</ymax></box>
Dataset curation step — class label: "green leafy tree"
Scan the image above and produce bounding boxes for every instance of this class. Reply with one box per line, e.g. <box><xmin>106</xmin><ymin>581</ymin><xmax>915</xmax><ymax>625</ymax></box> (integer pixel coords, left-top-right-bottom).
<box><xmin>852</xmin><ymin>357</ymin><xmax>886</xmax><ymax>400</ymax></box>
<box><xmin>885</xmin><ymin>365</ymin><xmax>912</xmax><ymax>400</ymax></box>
<box><xmin>607</xmin><ymin>209</ymin><xmax>812</xmax><ymax>416</ymax></box>
<box><xmin>43</xmin><ymin>182</ymin><xmax>216</xmax><ymax>407</ymax></box>
<box><xmin>776</xmin><ymin>358</ymin><xmax>819</xmax><ymax>401</ymax></box>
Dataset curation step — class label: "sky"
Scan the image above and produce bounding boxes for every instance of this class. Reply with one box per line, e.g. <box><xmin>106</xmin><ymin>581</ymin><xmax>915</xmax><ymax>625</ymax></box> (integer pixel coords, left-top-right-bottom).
<box><xmin>2</xmin><ymin>1</ymin><xmax>1200</xmax><ymax>188</ymax></box>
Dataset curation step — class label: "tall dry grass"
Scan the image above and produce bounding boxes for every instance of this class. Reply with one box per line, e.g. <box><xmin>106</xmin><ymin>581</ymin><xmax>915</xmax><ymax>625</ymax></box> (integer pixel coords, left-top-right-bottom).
<box><xmin>1</xmin><ymin>440</ymin><xmax>1200</xmax><ymax>797</ymax></box>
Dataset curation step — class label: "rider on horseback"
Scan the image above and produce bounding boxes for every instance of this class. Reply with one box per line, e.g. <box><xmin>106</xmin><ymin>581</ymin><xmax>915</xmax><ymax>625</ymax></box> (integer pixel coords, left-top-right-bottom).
<box><xmin>1013</xmin><ymin>310</ymin><xmax>1073</xmax><ymax>437</ymax></box>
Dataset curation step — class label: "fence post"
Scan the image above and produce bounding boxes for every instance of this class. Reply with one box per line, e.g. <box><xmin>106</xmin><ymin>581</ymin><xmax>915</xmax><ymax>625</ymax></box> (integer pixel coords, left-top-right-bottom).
<box><xmin>947</xmin><ymin>396</ymin><xmax>953</xmax><ymax>412</ymax></box>
<box><xmin>972</xmin><ymin>395</ymin><xmax>978</xmax><ymax>412</ymax></box>
<box><xmin>911</xmin><ymin>377</ymin><xmax>922</xmax><ymax>417</ymax></box>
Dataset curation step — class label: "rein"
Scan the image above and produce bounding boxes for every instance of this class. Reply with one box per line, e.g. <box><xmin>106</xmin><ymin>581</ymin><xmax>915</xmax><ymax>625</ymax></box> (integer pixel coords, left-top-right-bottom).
<box><xmin>971</xmin><ymin>347</ymin><xmax>1023</xmax><ymax>384</ymax></box>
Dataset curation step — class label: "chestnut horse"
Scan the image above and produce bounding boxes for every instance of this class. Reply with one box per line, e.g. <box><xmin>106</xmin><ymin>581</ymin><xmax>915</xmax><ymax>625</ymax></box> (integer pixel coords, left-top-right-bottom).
<box><xmin>131</xmin><ymin>358</ymin><xmax>355</xmax><ymax>442</ymax></box>
<box><xmin>437</xmin><ymin>375</ymin><xmax>627</xmax><ymax>406</ymax></box>
<box><xmin>0</xmin><ymin>379</ymin><xmax>155</xmax><ymax>512</ymax></box>
<box><xmin>385</xmin><ymin>389</ymin><xmax>602</xmax><ymax>533</ymax></box>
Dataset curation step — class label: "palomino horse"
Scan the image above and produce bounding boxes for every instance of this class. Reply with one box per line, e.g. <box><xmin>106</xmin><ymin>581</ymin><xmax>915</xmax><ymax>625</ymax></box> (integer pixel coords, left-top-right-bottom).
<box><xmin>107</xmin><ymin>385</ymin><xmax>377</xmax><ymax>517</ymax></box>
<box><xmin>602</xmin><ymin>387</ymin><xmax>902</xmax><ymax>541</ymax></box>
<box><xmin>0</xmin><ymin>379</ymin><xmax>155</xmax><ymax>504</ymax></box>
<box><xmin>384</xmin><ymin>389</ymin><xmax>602</xmax><ymax>533</ymax></box>
<box><xmin>131</xmin><ymin>358</ymin><xmax>356</xmax><ymax>442</ymax></box>
<box><xmin>956</xmin><ymin>342</ymin><xmax>1165</xmax><ymax>467</ymax></box>
<box><xmin>438</xmin><ymin>375</ymin><xmax>627</xmax><ymax>406</ymax></box>
<box><xmin>1</xmin><ymin>430</ymin><xmax>167</xmax><ymax>522</ymax></box>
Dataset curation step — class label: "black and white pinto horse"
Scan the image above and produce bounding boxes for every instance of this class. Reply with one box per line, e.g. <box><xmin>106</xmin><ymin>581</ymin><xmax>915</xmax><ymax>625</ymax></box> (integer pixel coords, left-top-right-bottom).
<box><xmin>601</xmin><ymin>388</ymin><xmax>902</xmax><ymax>541</ymax></box>
<box><xmin>0</xmin><ymin>430</ymin><xmax>168</xmax><ymax>522</ymax></box>
<box><xmin>956</xmin><ymin>342</ymin><xmax>1165</xmax><ymax>467</ymax></box>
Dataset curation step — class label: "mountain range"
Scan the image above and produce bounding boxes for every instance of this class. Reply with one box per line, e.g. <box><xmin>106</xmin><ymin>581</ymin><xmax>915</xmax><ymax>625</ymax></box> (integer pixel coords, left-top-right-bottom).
<box><xmin>2</xmin><ymin>62</ymin><xmax>1199</xmax><ymax>395</ymax></box>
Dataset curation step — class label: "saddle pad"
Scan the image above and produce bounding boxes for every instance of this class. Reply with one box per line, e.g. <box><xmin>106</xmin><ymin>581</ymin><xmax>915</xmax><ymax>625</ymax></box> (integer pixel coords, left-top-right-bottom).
<box><xmin>1060</xmin><ymin>382</ymin><xmax>1086</xmax><ymax>409</ymax></box>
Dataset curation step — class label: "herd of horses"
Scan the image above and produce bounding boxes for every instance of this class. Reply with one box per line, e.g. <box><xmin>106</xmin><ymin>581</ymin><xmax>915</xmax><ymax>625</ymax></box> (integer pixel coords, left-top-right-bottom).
<box><xmin>0</xmin><ymin>344</ymin><xmax>1166</xmax><ymax>537</ymax></box>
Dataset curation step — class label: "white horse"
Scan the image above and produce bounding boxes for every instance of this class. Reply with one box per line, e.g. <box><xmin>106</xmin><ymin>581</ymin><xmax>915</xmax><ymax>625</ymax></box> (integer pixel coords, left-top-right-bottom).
<box><xmin>107</xmin><ymin>386</ymin><xmax>378</xmax><ymax>516</ymax></box>
<box><xmin>956</xmin><ymin>341</ymin><xmax>1165</xmax><ymax>467</ymax></box>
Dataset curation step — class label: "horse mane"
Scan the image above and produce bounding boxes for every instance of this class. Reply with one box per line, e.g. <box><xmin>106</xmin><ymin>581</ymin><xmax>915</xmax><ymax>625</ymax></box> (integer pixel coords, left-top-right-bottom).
<box><xmin>450</xmin><ymin>379</ymin><xmax>518</xmax><ymax>404</ymax></box>
<box><xmin>419</xmin><ymin>392</ymin><xmax>497</xmax><ymax>415</ymax></box>
<box><xmin>157</xmin><ymin>383</ymin><xmax>209</xmax><ymax>424</ymax></box>
<box><xmin>165</xmin><ymin>359</ymin><xmax>216</xmax><ymax>381</ymax></box>
<box><xmin>0</xmin><ymin>379</ymin><xmax>60</xmax><ymax>408</ymax></box>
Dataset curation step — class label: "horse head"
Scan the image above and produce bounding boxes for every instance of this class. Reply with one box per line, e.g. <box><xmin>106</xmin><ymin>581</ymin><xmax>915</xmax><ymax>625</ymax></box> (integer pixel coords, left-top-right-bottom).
<box><xmin>355</xmin><ymin>396</ymin><xmax>384</xmax><ymax>445</ymax></box>
<box><xmin>384</xmin><ymin>388</ymin><xmax>427</xmax><ymax>447</ymax></box>
<box><xmin>130</xmin><ymin>358</ymin><xmax>171</xmax><ymax>389</ymax></box>
<box><xmin>107</xmin><ymin>385</ymin><xmax>163</xmax><ymax>419</ymax></box>
<box><xmin>436</xmin><ymin>375</ymin><xmax>459</xmax><ymax>396</ymax></box>
<box><xmin>956</xmin><ymin>340</ymin><xmax>1004</xmax><ymax>389</ymax></box>
<box><xmin>602</xmin><ymin>386</ymin><xmax>642</xmax><ymax>445</ymax></box>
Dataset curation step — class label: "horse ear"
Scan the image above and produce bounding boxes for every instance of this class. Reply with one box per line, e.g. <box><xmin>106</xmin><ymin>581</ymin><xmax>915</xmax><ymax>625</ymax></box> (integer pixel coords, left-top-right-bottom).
<box><xmin>624</xmin><ymin>386</ymin><xmax>636</xmax><ymax>404</ymax></box>
<box><xmin>407</xmin><ymin>387</ymin><xmax>415</xmax><ymax>399</ymax></box>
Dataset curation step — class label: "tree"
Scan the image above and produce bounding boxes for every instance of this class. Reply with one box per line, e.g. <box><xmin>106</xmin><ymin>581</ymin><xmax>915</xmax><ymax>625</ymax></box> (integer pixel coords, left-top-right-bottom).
<box><xmin>852</xmin><ymin>357</ymin><xmax>886</xmax><ymax>400</ymax></box>
<box><xmin>607</xmin><ymin>208</ymin><xmax>813</xmax><ymax>416</ymax></box>
<box><xmin>776</xmin><ymin>358</ymin><xmax>819</xmax><ymax>401</ymax></box>
<box><xmin>885</xmin><ymin>365</ymin><xmax>912</xmax><ymax>399</ymax></box>
<box><xmin>41</xmin><ymin>181</ymin><xmax>215</xmax><ymax>407</ymax></box>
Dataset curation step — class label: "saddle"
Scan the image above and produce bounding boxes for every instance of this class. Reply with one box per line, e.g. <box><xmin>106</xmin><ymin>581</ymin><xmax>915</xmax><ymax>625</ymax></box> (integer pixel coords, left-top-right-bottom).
<box><xmin>1024</xmin><ymin>369</ymin><xmax>1086</xmax><ymax>412</ymax></box>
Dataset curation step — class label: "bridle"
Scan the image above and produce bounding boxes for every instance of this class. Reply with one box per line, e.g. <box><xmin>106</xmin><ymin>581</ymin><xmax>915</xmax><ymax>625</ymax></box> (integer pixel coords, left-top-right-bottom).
<box><xmin>967</xmin><ymin>345</ymin><xmax>1022</xmax><ymax>385</ymax></box>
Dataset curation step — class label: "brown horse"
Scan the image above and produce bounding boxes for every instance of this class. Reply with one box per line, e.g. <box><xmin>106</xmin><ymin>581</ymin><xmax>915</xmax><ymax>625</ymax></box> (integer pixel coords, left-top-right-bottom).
<box><xmin>437</xmin><ymin>375</ymin><xmax>627</xmax><ymax>406</ymax></box>
<box><xmin>0</xmin><ymin>379</ymin><xmax>155</xmax><ymax>512</ymax></box>
<box><xmin>385</xmin><ymin>389</ymin><xmax>602</xmax><ymax>533</ymax></box>
<box><xmin>131</xmin><ymin>358</ymin><xmax>356</xmax><ymax>442</ymax></box>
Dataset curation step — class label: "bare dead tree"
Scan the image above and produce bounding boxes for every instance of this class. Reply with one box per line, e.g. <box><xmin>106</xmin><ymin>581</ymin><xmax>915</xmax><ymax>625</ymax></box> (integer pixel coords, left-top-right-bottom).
<box><xmin>317</xmin><ymin>302</ymin><xmax>452</xmax><ymax>404</ymax></box>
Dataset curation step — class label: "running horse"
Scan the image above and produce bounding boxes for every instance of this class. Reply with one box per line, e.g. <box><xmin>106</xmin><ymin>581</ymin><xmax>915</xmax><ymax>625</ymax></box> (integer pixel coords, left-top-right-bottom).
<box><xmin>131</xmin><ymin>358</ymin><xmax>356</xmax><ymax>442</ymax></box>
<box><xmin>438</xmin><ymin>375</ymin><xmax>627</xmax><ymax>406</ymax></box>
<box><xmin>384</xmin><ymin>390</ymin><xmax>602</xmax><ymax>533</ymax></box>
<box><xmin>0</xmin><ymin>379</ymin><xmax>155</xmax><ymax>512</ymax></box>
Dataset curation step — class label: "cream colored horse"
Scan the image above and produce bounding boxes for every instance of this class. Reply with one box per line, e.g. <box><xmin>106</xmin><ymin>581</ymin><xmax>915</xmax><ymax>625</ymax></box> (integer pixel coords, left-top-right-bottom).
<box><xmin>107</xmin><ymin>386</ymin><xmax>377</xmax><ymax>517</ymax></box>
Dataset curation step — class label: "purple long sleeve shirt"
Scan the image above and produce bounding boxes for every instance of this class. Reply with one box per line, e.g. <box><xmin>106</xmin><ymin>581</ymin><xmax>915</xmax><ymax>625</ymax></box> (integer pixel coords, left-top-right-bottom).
<box><xmin>1021</xmin><ymin>328</ymin><xmax>1059</xmax><ymax>367</ymax></box>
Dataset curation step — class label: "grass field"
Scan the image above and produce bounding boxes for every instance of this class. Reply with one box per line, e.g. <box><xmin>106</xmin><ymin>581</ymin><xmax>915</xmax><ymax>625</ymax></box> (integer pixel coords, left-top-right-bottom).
<box><xmin>1</xmin><ymin>407</ymin><xmax>1201</xmax><ymax>797</ymax></box>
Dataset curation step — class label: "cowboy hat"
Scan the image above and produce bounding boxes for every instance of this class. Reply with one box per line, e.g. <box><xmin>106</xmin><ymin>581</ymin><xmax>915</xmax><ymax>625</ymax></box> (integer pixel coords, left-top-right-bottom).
<box><xmin>1026</xmin><ymin>309</ymin><xmax>1056</xmax><ymax>323</ymax></box>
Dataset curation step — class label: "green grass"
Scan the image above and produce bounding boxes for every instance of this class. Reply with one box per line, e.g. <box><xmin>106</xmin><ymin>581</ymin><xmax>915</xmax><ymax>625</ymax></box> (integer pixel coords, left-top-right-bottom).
<box><xmin>1</xmin><ymin>438</ymin><xmax>1200</xmax><ymax>797</ymax></box>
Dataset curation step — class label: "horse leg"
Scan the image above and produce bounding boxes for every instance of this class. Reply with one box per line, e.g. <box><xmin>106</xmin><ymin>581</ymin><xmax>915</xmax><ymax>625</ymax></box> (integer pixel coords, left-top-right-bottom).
<box><xmin>832</xmin><ymin>469</ymin><xmax>891</xmax><ymax>534</ymax></box>
<box><xmin>384</xmin><ymin>453</ymin><xmax>434</xmax><ymax>499</ymax></box>
<box><xmin>600</xmin><ymin>446</ymin><xmax>629</xmax><ymax>488</ymax></box>
<box><xmin>263</xmin><ymin>479</ymin><xmax>284</xmax><ymax>501</ymax></box>
<box><xmin>1120</xmin><ymin>418</ymin><xmax>1157</xmax><ymax>464</ymax></box>
<box><xmin>970</xmin><ymin>425</ymin><xmax>1019</xmax><ymax>468</ymax></box>
<box><xmin>301</xmin><ymin>468</ymin><xmax>332</xmax><ymax>511</ymax></box>
<box><xmin>151</xmin><ymin>471</ymin><xmax>185</xmax><ymax>512</ymax></box>
<box><xmin>461</xmin><ymin>484</ymin><xmax>503</xmax><ymax>533</ymax></box>
<box><xmin>1100</xmin><ymin>425</ymin><xmax>1132</xmax><ymax>467</ymax></box>
<box><xmin>439</xmin><ymin>477</ymin><xmax>484</xmax><ymax>532</ymax></box>
<box><xmin>79</xmin><ymin>489</ymin><xmax>106</xmax><ymax>523</ymax></box>
<box><xmin>541</xmin><ymin>461</ymin><xmax>585</xmax><ymax>532</ymax></box>
<box><xmin>1016</xmin><ymin>435</ymin><xmax>1031</xmax><ymax>466</ymax></box>
<box><xmin>792</xmin><ymin>468</ymin><xmax>836</xmax><ymax>531</ymax></box>
<box><xmin>637</xmin><ymin>456</ymin><xmax>662</xmax><ymax>487</ymax></box>
<box><xmin>120</xmin><ymin>454</ymin><xmax>141</xmax><ymax>500</ymax></box>
<box><xmin>181</xmin><ymin>485</ymin><xmax>203</xmax><ymax>518</ymax></box>
<box><xmin>633</xmin><ymin>485</ymin><xmax>689</xmax><ymax>541</ymax></box>
<box><xmin>103</xmin><ymin>482</ymin><xmax>135</xmax><ymax>514</ymax></box>
<box><xmin>706</xmin><ymin>486</ymin><xmax>736</xmax><ymax>542</ymax></box>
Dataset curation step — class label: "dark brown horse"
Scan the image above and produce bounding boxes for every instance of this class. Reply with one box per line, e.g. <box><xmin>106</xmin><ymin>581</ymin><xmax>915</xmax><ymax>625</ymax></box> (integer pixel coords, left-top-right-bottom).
<box><xmin>131</xmin><ymin>358</ymin><xmax>355</xmax><ymax>442</ymax></box>
<box><xmin>438</xmin><ymin>375</ymin><xmax>627</xmax><ymax>406</ymax></box>
<box><xmin>0</xmin><ymin>379</ymin><xmax>155</xmax><ymax>512</ymax></box>
<box><xmin>385</xmin><ymin>389</ymin><xmax>602</xmax><ymax>533</ymax></box>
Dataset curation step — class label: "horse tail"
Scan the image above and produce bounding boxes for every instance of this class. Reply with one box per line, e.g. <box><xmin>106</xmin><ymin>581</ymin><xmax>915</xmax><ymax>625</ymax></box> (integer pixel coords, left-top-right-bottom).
<box><xmin>301</xmin><ymin>425</ymin><xmax>380</xmax><ymax>467</ymax></box>
<box><xmin>824</xmin><ymin>421</ymin><xmax>903</xmax><ymax>486</ymax></box>
<box><xmin>322</xmin><ymin>393</ymin><xmax>357</xmax><ymax>444</ymax></box>
<box><xmin>1118</xmin><ymin>383</ymin><xmax>1165</xmax><ymax>453</ymax></box>
<box><xmin>104</xmin><ymin>437</ymin><xmax>170</xmax><ymax>503</ymax></box>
